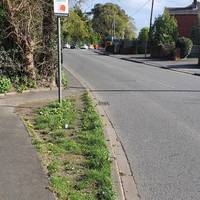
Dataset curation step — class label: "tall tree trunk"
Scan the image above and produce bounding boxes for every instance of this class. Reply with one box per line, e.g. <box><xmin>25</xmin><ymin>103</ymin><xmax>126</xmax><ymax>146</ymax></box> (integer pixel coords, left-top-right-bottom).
<box><xmin>23</xmin><ymin>38</ymin><xmax>36</xmax><ymax>80</ymax></box>
<box><xmin>41</xmin><ymin>0</ymin><xmax>57</xmax><ymax>87</ymax></box>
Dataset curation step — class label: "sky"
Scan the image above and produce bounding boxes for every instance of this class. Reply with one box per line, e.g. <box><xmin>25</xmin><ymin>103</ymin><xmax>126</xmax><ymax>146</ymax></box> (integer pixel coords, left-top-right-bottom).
<box><xmin>81</xmin><ymin>0</ymin><xmax>193</xmax><ymax>34</ymax></box>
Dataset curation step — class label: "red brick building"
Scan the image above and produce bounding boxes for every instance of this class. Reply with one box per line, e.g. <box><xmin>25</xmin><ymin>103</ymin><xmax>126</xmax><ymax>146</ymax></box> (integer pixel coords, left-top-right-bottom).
<box><xmin>165</xmin><ymin>0</ymin><xmax>199</xmax><ymax>38</ymax></box>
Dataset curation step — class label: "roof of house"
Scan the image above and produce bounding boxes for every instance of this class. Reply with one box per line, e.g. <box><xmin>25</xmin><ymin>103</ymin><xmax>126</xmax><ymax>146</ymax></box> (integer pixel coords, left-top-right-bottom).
<box><xmin>165</xmin><ymin>1</ymin><xmax>200</xmax><ymax>15</ymax></box>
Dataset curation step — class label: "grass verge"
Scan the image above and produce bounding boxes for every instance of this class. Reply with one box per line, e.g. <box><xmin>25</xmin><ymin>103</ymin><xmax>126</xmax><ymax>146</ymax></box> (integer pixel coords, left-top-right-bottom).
<box><xmin>21</xmin><ymin>93</ymin><xmax>115</xmax><ymax>200</ymax></box>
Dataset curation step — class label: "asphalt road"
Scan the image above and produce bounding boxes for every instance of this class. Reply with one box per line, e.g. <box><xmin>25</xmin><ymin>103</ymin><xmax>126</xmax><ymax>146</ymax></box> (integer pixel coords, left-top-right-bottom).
<box><xmin>63</xmin><ymin>49</ymin><xmax>200</xmax><ymax>200</ymax></box>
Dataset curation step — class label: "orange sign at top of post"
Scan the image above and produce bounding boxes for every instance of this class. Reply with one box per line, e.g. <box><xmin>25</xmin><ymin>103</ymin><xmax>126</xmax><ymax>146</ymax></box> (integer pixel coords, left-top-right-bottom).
<box><xmin>54</xmin><ymin>0</ymin><xmax>68</xmax><ymax>16</ymax></box>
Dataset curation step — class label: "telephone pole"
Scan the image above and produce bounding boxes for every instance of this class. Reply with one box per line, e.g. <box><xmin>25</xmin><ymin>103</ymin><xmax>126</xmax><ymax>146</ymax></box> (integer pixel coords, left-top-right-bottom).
<box><xmin>145</xmin><ymin>0</ymin><xmax>155</xmax><ymax>58</ymax></box>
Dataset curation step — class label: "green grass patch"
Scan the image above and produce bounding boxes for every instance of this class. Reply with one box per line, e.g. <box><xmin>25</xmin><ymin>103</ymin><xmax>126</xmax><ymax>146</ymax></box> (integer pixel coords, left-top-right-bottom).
<box><xmin>35</xmin><ymin>100</ymin><xmax>76</xmax><ymax>131</ymax></box>
<box><xmin>50</xmin><ymin>176</ymin><xmax>70</xmax><ymax>199</ymax></box>
<box><xmin>22</xmin><ymin>94</ymin><xmax>115</xmax><ymax>200</ymax></box>
<box><xmin>48</xmin><ymin>160</ymin><xmax>62</xmax><ymax>175</ymax></box>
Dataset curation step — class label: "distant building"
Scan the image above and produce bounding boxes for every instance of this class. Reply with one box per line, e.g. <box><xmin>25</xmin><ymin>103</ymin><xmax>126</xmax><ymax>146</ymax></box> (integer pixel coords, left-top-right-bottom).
<box><xmin>165</xmin><ymin>0</ymin><xmax>200</xmax><ymax>38</ymax></box>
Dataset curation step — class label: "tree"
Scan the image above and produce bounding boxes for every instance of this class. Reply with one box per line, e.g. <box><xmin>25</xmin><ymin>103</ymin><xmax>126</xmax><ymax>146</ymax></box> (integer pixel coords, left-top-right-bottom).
<box><xmin>0</xmin><ymin>2</ymin><xmax>5</xmax><ymax>41</ymax></box>
<box><xmin>91</xmin><ymin>3</ymin><xmax>136</xmax><ymax>39</ymax></box>
<box><xmin>138</xmin><ymin>27</ymin><xmax>149</xmax><ymax>42</ymax></box>
<box><xmin>1</xmin><ymin>0</ymin><xmax>58</xmax><ymax>87</ymax></box>
<box><xmin>62</xmin><ymin>10</ymin><xmax>90</xmax><ymax>44</ymax></box>
<box><xmin>124</xmin><ymin>17</ymin><xmax>136</xmax><ymax>39</ymax></box>
<box><xmin>39</xmin><ymin>0</ymin><xmax>57</xmax><ymax>86</ymax></box>
<box><xmin>152</xmin><ymin>11</ymin><xmax>178</xmax><ymax>46</ymax></box>
<box><xmin>2</xmin><ymin>0</ymin><xmax>43</xmax><ymax>80</ymax></box>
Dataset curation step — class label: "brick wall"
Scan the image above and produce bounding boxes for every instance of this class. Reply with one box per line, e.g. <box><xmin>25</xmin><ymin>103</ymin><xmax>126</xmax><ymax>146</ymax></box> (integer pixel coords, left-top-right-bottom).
<box><xmin>174</xmin><ymin>15</ymin><xmax>197</xmax><ymax>38</ymax></box>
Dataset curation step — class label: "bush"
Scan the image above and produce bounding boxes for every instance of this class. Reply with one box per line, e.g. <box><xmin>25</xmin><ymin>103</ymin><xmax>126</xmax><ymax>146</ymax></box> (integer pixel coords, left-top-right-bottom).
<box><xmin>151</xmin><ymin>43</ymin><xmax>175</xmax><ymax>59</ymax></box>
<box><xmin>61</xmin><ymin>71</ymin><xmax>68</xmax><ymax>88</ymax></box>
<box><xmin>152</xmin><ymin>11</ymin><xmax>178</xmax><ymax>46</ymax></box>
<box><xmin>0</xmin><ymin>47</ymin><xmax>22</xmax><ymax>78</ymax></box>
<box><xmin>12</xmin><ymin>75</ymin><xmax>36</xmax><ymax>93</ymax></box>
<box><xmin>0</xmin><ymin>76</ymin><xmax>12</xmax><ymax>93</ymax></box>
<box><xmin>176</xmin><ymin>37</ymin><xmax>193</xmax><ymax>58</ymax></box>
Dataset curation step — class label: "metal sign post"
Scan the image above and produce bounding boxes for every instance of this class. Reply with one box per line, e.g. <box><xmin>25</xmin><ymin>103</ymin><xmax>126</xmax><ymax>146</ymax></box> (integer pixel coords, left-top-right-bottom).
<box><xmin>54</xmin><ymin>0</ymin><xmax>68</xmax><ymax>104</ymax></box>
<box><xmin>57</xmin><ymin>17</ymin><xmax>62</xmax><ymax>104</ymax></box>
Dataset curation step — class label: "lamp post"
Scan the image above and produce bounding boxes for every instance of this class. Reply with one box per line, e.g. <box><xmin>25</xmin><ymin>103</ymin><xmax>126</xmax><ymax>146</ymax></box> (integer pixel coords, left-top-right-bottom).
<box><xmin>111</xmin><ymin>13</ymin><xmax>116</xmax><ymax>42</ymax></box>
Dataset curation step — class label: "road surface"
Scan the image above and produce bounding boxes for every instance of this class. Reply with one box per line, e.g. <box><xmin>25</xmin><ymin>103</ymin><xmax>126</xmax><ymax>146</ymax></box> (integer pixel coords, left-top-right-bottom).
<box><xmin>63</xmin><ymin>49</ymin><xmax>200</xmax><ymax>200</ymax></box>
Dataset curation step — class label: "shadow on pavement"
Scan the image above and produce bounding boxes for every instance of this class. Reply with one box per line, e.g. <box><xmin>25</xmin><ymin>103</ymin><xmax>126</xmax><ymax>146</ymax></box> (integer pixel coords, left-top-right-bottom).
<box><xmin>167</xmin><ymin>64</ymin><xmax>200</xmax><ymax>69</ymax></box>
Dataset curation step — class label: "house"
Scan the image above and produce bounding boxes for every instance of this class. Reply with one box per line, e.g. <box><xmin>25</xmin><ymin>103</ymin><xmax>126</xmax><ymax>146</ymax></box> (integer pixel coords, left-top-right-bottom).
<box><xmin>165</xmin><ymin>0</ymin><xmax>200</xmax><ymax>38</ymax></box>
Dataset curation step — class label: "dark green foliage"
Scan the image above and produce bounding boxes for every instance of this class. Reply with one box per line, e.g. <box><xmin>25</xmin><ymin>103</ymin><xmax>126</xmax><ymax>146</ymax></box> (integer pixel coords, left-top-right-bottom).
<box><xmin>152</xmin><ymin>11</ymin><xmax>178</xmax><ymax>46</ymax></box>
<box><xmin>176</xmin><ymin>37</ymin><xmax>193</xmax><ymax>58</ymax></box>
<box><xmin>138</xmin><ymin>27</ymin><xmax>149</xmax><ymax>42</ymax></box>
<box><xmin>0</xmin><ymin>47</ymin><xmax>35</xmax><ymax>93</ymax></box>
<box><xmin>62</xmin><ymin>8</ymin><xmax>98</xmax><ymax>44</ymax></box>
<box><xmin>92</xmin><ymin>3</ymin><xmax>136</xmax><ymax>39</ymax></box>
<box><xmin>150</xmin><ymin>11</ymin><xmax>178</xmax><ymax>59</ymax></box>
<box><xmin>0</xmin><ymin>4</ymin><xmax>5</xmax><ymax>41</ymax></box>
<box><xmin>137</xmin><ymin>27</ymin><xmax>149</xmax><ymax>54</ymax></box>
<box><xmin>13</xmin><ymin>75</ymin><xmax>36</xmax><ymax>93</ymax></box>
<box><xmin>1</xmin><ymin>0</ymin><xmax>59</xmax><ymax>87</ymax></box>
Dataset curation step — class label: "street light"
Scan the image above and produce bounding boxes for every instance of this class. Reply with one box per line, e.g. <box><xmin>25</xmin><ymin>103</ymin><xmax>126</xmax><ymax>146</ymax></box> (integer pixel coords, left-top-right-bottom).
<box><xmin>145</xmin><ymin>0</ymin><xmax>155</xmax><ymax>58</ymax></box>
<box><xmin>112</xmin><ymin>13</ymin><xmax>116</xmax><ymax>40</ymax></box>
<box><xmin>111</xmin><ymin>13</ymin><xmax>116</xmax><ymax>42</ymax></box>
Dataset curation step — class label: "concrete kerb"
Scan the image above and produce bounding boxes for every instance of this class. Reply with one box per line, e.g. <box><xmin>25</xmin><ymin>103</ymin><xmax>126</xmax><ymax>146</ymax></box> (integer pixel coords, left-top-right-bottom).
<box><xmin>0</xmin><ymin>87</ymin><xmax>57</xmax><ymax>97</ymax></box>
<box><xmin>64</xmin><ymin>66</ymin><xmax>140</xmax><ymax>200</ymax></box>
<box><xmin>95</xmin><ymin>50</ymin><xmax>200</xmax><ymax>77</ymax></box>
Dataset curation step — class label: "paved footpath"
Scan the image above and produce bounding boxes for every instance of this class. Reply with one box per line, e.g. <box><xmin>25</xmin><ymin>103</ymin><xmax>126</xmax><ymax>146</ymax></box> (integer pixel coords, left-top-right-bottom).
<box><xmin>0</xmin><ymin>74</ymin><xmax>84</xmax><ymax>200</ymax></box>
<box><xmin>96</xmin><ymin>50</ymin><xmax>200</xmax><ymax>76</ymax></box>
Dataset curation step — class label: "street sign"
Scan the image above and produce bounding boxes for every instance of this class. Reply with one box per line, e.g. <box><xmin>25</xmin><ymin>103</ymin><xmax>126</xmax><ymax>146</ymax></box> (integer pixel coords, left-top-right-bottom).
<box><xmin>54</xmin><ymin>0</ymin><xmax>68</xmax><ymax>104</ymax></box>
<box><xmin>54</xmin><ymin>0</ymin><xmax>68</xmax><ymax>16</ymax></box>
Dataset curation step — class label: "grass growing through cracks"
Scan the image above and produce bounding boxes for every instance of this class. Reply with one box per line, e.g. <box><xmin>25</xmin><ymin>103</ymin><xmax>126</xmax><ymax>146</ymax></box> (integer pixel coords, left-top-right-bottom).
<box><xmin>23</xmin><ymin>93</ymin><xmax>115</xmax><ymax>200</ymax></box>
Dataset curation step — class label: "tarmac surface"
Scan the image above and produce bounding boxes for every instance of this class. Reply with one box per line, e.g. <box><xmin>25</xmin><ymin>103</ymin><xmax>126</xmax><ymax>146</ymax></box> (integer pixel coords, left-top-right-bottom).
<box><xmin>63</xmin><ymin>49</ymin><xmax>200</xmax><ymax>200</ymax></box>
<box><xmin>0</xmin><ymin>75</ymin><xmax>83</xmax><ymax>200</ymax></box>
<box><xmin>99</xmin><ymin>52</ymin><xmax>200</xmax><ymax>76</ymax></box>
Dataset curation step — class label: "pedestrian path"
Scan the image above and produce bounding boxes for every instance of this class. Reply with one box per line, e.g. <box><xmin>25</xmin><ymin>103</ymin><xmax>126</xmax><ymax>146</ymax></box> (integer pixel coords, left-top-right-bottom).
<box><xmin>0</xmin><ymin>104</ymin><xmax>55</xmax><ymax>200</ymax></box>
<box><xmin>0</xmin><ymin>71</ymin><xmax>84</xmax><ymax>199</ymax></box>
<box><xmin>95</xmin><ymin>50</ymin><xmax>200</xmax><ymax>76</ymax></box>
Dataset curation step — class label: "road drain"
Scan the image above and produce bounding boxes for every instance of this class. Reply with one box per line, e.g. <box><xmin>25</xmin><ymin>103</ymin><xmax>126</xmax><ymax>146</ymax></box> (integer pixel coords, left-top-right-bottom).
<box><xmin>98</xmin><ymin>101</ymin><xmax>110</xmax><ymax>106</ymax></box>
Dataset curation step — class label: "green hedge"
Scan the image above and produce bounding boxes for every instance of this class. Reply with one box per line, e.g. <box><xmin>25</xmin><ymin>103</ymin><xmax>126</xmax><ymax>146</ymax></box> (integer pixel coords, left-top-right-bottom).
<box><xmin>176</xmin><ymin>37</ymin><xmax>193</xmax><ymax>58</ymax></box>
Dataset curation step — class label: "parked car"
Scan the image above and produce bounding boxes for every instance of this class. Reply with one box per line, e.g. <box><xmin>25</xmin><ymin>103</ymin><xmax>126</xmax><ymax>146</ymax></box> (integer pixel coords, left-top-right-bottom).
<box><xmin>70</xmin><ymin>44</ymin><xmax>76</xmax><ymax>49</ymax></box>
<box><xmin>80</xmin><ymin>44</ymin><xmax>88</xmax><ymax>49</ymax></box>
<box><xmin>63</xmin><ymin>43</ymin><xmax>70</xmax><ymax>49</ymax></box>
<box><xmin>89</xmin><ymin>45</ymin><xmax>94</xmax><ymax>49</ymax></box>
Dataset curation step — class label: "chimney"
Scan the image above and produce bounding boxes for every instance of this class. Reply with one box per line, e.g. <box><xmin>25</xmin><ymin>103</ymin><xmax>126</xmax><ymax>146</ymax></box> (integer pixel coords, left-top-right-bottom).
<box><xmin>194</xmin><ymin>0</ymin><xmax>197</xmax><ymax>6</ymax></box>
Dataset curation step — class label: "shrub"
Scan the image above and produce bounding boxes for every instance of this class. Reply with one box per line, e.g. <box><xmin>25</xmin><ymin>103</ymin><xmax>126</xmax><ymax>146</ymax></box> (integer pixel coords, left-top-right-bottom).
<box><xmin>0</xmin><ymin>76</ymin><xmax>12</xmax><ymax>93</ymax></box>
<box><xmin>152</xmin><ymin>11</ymin><xmax>178</xmax><ymax>46</ymax></box>
<box><xmin>0</xmin><ymin>47</ymin><xmax>22</xmax><ymax>78</ymax></box>
<box><xmin>138</xmin><ymin>27</ymin><xmax>149</xmax><ymax>43</ymax></box>
<box><xmin>176</xmin><ymin>37</ymin><xmax>193</xmax><ymax>58</ymax></box>
<box><xmin>151</xmin><ymin>43</ymin><xmax>175</xmax><ymax>59</ymax></box>
<box><xmin>12</xmin><ymin>75</ymin><xmax>36</xmax><ymax>93</ymax></box>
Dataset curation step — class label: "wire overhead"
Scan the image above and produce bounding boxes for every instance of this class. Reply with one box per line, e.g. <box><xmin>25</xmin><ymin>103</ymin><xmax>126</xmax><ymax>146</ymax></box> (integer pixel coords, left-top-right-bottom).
<box><xmin>131</xmin><ymin>0</ymin><xmax>151</xmax><ymax>16</ymax></box>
